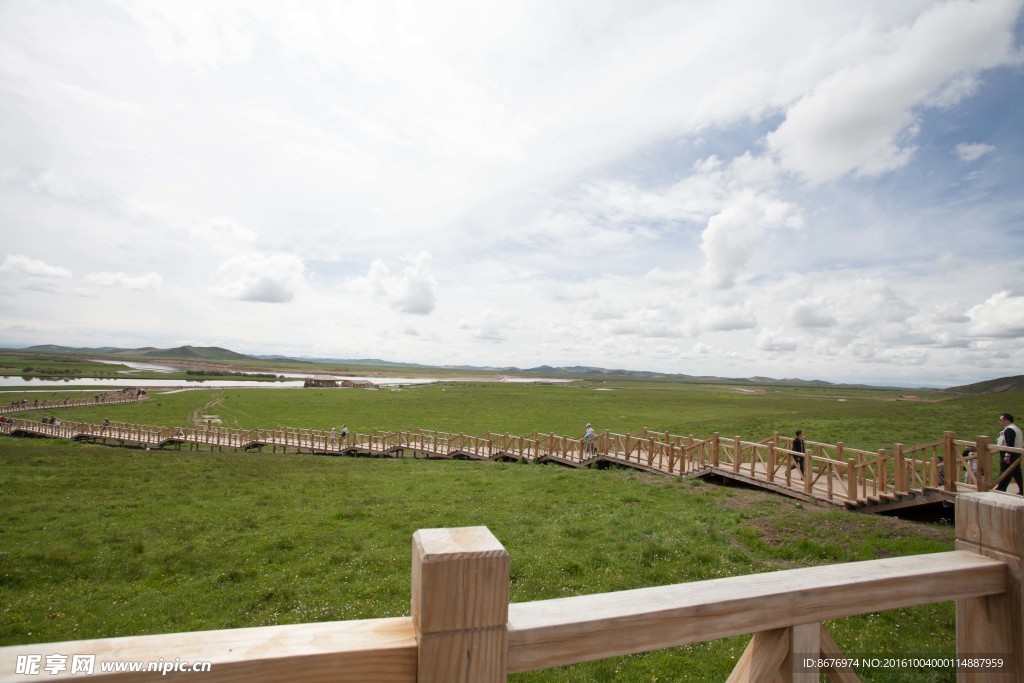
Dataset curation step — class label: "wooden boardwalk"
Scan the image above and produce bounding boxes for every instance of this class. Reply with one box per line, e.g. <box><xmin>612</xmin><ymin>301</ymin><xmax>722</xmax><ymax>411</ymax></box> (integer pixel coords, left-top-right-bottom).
<box><xmin>2</xmin><ymin>395</ymin><xmax>1021</xmax><ymax>512</ymax></box>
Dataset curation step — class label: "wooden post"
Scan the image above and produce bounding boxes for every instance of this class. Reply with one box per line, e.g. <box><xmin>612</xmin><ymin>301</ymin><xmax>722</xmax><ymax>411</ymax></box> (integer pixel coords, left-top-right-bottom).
<box><xmin>895</xmin><ymin>442</ymin><xmax>906</xmax><ymax>493</ymax></box>
<box><xmin>411</xmin><ymin>527</ymin><xmax>510</xmax><ymax>683</ymax></box>
<box><xmin>876</xmin><ymin>449</ymin><xmax>885</xmax><ymax>496</ymax></box>
<box><xmin>733</xmin><ymin>436</ymin><xmax>742</xmax><ymax>473</ymax></box>
<box><xmin>976</xmin><ymin>435</ymin><xmax>992</xmax><ymax>492</ymax></box>
<box><xmin>955</xmin><ymin>492</ymin><xmax>1024</xmax><ymax>681</ymax></box>
<box><xmin>787</xmin><ymin>622</ymin><xmax>820</xmax><ymax>682</ymax></box>
<box><xmin>944</xmin><ymin>431</ymin><xmax>957</xmax><ymax>493</ymax></box>
<box><xmin>838</xmin><ymin>443</ymin><xmax>856</xmax><ymax>504</ymax></box>
<box><xmin>712</xmin><ymin>433</ymin><xmax>720</xmax><ymax>468</ymax></box>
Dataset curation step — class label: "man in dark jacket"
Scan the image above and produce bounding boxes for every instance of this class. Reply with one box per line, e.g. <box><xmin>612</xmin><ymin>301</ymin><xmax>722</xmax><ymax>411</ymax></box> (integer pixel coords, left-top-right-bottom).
<box><xmin>996</xmin><ymin>413</ymin><xmax>1023</xmax><ymax>494</ymax></box>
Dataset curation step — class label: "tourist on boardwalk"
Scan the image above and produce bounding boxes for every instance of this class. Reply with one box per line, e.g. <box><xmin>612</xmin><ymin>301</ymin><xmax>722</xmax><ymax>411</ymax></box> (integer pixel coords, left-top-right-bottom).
<box><xmin>330</xmin><ymin>427</ymin><xmax>338</xmax><ymax>448</ymax></box>
<box><xmin>962</xmin><ymin>448</ymin><xmax>977</xmax><ymax>484</ymax></box>
<box><xmin>340</xmin><ymin>425</ymin><xmax>348</xmax><ymax>444</ymax></box>
<box><xmin>790</xmin><ymin>430</ymin><xmax>806</xmax><ymax>475</ymax></box>
<box><xmin>996</xmin><ymin>413</ymin><xmax>1023</xmax><ymax>494</ymax></box>
<box><xmin>584</xmin><ymin>423</ymin><xmax>597</xmax><ymax>455</ymax></box>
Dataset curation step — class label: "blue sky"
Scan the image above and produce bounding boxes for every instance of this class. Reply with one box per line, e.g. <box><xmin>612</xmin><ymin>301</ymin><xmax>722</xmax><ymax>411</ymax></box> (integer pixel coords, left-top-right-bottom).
<box><xmin>1</xmin><ymin>0</ymin><xmax>1022</xmax><ymax>387</ymax></box>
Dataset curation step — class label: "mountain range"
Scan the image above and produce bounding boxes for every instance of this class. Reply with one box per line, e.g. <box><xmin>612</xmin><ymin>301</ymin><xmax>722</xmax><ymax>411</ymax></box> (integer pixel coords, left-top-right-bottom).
<box><xmin>11</xmin><ymin>344</ymin><xmax>1024</xmax><ymax>393</ymax></box>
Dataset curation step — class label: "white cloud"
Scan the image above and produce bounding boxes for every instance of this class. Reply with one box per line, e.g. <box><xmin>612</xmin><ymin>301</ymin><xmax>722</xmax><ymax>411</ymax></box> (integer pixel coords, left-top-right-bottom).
<box><xmin>756</xmin><ymin>328</ymin><xmax>798</xmax><ymax>352</ymax></box>
<box><xmin>0</xmin><ymin>254</ymin><xmax>72</xmax><ymax>280</ymax></box>
<box><xmin>766</xmin><ymin>0</ymin><xmax>1021</xmax><ymax>184</ymax></box>
<box><xmin>954</xmin><ymin>142</ymin><xmax>996</xmax><ymax>162</ymax></box>
<box><xmin>362</xmin><ymin>251</ymin><xmax>437</xmax><ymax>315</ymax></box>
<box><xmin>699</xmin><ymin>191</ymin><xmax>803</xmax><ymax>289</ymax></box>
<box><xmin>1</xmin><ymin>168</ymin><xmax>84</xmax><ymax>202</ymax></box>
<box><xmin>967</xmin><ymin>290</ymin><xmax>1024</xmax><ymax>337</ymax></box>
<box><xmin>790</xmin><ymin>301</ymin><xmax>837</xmax><ymax>328</ymax></box>
<box><xmin>213</xmin><ymin>253</ymin><xmax>306</xmax><ymax>303</ymax></box>
<box><xmin>700</xmin><ymin>305</ymin><xmax>757</xmax><ymax>332</ymax></box>
<box><xmin>458</xmin><ymin>310</ymin><xmax>508</xmax><ymax>343</ymax></box>
<box><xmin>190</xmin><ymin>217</ymin><xmax>257</xmax><ymax>253</ymax></box>
<box><xmin>86</xmin><ymin>271</ymin><xmax>162</xmax><ymax>291</ymax></box>
<box><xmin>550</xmin><ymin>281</ymin><xmax>600</xmax><ymax>302</ymax></box>
<box><xmin>119</xmin><ymin>1</ymin><xmax>257</xmax><ymax>68</ymax></box>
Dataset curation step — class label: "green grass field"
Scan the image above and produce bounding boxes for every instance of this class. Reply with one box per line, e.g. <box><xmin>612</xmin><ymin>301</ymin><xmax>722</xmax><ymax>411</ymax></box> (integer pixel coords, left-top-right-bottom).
<box><xmin>9</xmin><ymin>380</ymin><xmax>1016</xmax><ymax>449</ymax></box>
<box><xmin>2</xmin><ymin>382</ymin><xmax>1020</xmax><ymax>681</ymax></box>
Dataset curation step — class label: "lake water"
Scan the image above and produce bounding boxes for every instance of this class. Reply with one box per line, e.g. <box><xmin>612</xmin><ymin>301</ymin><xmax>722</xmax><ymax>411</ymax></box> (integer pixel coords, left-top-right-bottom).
<box><xmin>1</xmin><ymin>360</ymin><xmax>571</xmax><ymax>389</ymax></box>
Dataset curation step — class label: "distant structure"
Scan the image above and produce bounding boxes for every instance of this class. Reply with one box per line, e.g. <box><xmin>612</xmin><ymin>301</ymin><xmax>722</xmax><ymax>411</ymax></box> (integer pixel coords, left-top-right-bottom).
<box><xmin>341</xmin><ymin>379</ymin><xmax>376</xmax><ymax>389</ymax></box>
<box><xmin>303</xmin><ymin>377</ymin><xmax>377</xmax><ymax>389</ymax></box>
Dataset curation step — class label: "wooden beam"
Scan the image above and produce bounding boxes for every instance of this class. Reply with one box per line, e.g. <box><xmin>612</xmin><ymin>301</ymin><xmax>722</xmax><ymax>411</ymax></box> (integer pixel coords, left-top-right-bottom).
<box><xmin>818</xmin><ymin>626</ymin><xmax>860</xmax><ymax>683</ymax></box>
<box><xmin>0</xmin><ymin>618</ymin><xmax>416</xmax><ymax>682</ymax></box>
<box><xmin>506</xmin><ymin>551</ymin><xmax>1005</xmax><ymax>673</ymax></box>
<box><xmin>727</xmin><ymin>628</ymin><xmax>789</xmax><ymax>683</ymax></box>
<box><xmin>411</xmin><ymin>527</ymin><xmax>509</xmax><ymax>683</ymax></box>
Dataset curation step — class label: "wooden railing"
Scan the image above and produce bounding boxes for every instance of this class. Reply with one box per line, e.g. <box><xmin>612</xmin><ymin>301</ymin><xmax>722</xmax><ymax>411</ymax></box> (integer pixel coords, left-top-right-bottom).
<box><xmin>2</xmin><ymin>410</ymin><xmax>1021</xmax><ymax>506</ymax></box>
<box><xmin>1</xmin><ymin>493</ymin><xmax>1020</xmax><ymax>682</ymax></box>
<box><xmin>0</xmin><ymin>390</ymin><xmax>147</xmax><ymax>415</ymax></box>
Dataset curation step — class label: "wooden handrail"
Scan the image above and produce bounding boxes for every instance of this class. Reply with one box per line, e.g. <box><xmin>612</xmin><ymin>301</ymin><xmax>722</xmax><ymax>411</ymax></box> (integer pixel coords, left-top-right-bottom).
<box><xmin>505</xmin><ymin>550</ymin><xmax>1004</xmax><ymax>673</ymax></box>
<box><xmin>0</xmin><ymin>618</ymin><xmax>416</xmax><ymax>682</ymax></box>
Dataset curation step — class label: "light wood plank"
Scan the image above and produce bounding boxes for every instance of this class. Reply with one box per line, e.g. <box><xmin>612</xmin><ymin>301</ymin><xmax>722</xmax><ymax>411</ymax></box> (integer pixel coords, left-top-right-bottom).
<box><xmin>507</xmin><ymin>551</ymin><xmax>1005</xmax><ymax>673</ymax></box>
<box><xmin>0</xmin><ymin>617</ymin><xmax>416</xmax><ymax>683</ymax></box>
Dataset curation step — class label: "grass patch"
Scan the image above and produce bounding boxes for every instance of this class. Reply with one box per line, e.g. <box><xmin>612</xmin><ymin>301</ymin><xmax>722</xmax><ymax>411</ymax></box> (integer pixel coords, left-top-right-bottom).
<box><xmin>1</xmin><ymin>437</ymin><xmax>957</xmax><ymax>681</ymax></box>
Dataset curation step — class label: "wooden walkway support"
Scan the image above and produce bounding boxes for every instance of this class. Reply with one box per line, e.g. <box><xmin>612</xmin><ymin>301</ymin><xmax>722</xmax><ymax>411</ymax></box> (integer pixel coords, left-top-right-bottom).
<box><xmin>1</xmin><ymin>411</ymin><xmax>1022</xmax><ymax>512</ymax></box>
<box><xmin>1</xmin><ymin>493</ymin><xmax>1021</xmax><ymax>682</ymax></box>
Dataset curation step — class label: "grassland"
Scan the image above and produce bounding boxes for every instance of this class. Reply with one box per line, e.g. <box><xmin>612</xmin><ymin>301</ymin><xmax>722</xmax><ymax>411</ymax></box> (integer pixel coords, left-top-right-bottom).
<box><xmin>2</xmin><ymin>438</ymin><xmax>955</xmax><ymax>682</ymax></box>
<box><xmin>2</xmin><ymin>382</ymin><xmax>1021</xmax><ymax>681</ymax></box>
<box><xmin>10</xmin><ymin>380</ymin><xmax>1017</xmax><ymax>450</ymax></box>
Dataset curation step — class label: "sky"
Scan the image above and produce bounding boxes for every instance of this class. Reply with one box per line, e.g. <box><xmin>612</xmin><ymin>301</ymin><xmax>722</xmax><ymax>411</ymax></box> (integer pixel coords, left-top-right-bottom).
<box><xmin>1</xmin><ymin>0</ymin><xmax>1023</xmax><ymax>388</ymax></box>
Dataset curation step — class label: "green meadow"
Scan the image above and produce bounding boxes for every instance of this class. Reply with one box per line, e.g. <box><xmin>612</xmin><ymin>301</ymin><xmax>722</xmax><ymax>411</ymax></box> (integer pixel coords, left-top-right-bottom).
<box><xmin>7</xmin><ymin>380</ymin><xmax>1016</xmax><ymax>448</ymax></box>
<box><xmin>2</xmin><ymin>381</ymin><xmax>1021</xmax><ymax>681</ymax></box>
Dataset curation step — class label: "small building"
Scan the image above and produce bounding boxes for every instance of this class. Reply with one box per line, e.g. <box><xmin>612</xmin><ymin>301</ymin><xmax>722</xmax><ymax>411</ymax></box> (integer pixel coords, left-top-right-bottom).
<box><xmin>341</xmin><ymin>379</ymin><xmax>376</xmax><ymax>389</ymax></box>
<box><xmin>303</xmin><ymin>378</ymin><xmax>340</xmax><ymax>388</ymax></box>
<box><xmin>303</xmin><ymin>378</ymin><xmax>377</xmax><ymax>389</ymax></box>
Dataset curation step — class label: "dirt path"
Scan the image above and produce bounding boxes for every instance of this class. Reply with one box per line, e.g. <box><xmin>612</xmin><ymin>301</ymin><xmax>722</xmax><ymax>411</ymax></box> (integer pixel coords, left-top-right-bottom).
<box><xmin>190</xmin><ymin>397</ymin><xmax>223</xmax><ymax>427</ymax></box>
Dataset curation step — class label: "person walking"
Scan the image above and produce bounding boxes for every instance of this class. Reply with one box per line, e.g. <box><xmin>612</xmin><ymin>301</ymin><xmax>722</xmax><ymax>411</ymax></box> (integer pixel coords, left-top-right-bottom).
<box><xmin>996</xmin><ymin>413</ymin><xmax>1023</xmax><ymax>495</ymax></box>
<box><xmin>583</xmin><ymin>423</ymin><xmax>597</xmax><ymax>455</ymax></box>
<box><xmin>790</xmin><ymin>429</ymin><xmax>806</xmax><ymax>475</ymax></box>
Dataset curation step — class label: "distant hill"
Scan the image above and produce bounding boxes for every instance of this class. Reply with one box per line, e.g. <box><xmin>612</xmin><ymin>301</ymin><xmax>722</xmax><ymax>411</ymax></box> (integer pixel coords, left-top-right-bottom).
<box><xmin>14</xmin><ymin>344</ymin><xmax>1020</xmax><ymax>391</ymax></box>
<box><xmin>514</xmin><ymin>365</ymin><xmax>876</xmax><ymax>388</ymax></box>
<box><xmin>945</xmin><ymin>375</ymin><xmax>1024</xmax><ymax>395</ymax></box>
<box><xmin>24</xmin><ymin>344</ymin><xmax>131</xmax><ymax>354</ymax></box>
<box><xmin>134</xmin><ymin>345</ymin><xmax>252</xmax><ymax>361</ymax></box>
<box><xmin>22</xmin><ymin>344</ymin><xmax>255</xmax><ymax>362</ymax></box>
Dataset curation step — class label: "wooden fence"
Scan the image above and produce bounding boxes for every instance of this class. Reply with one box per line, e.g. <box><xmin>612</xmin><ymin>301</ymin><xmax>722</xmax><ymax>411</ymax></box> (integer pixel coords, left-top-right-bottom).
<box><xmin>0</xmin><ymin>493</ymin><xmax>1021</xmax><ymax>682</ymax></box>
<box><xmin>0</xmin><ymin>390</ymin><xmax>147</xmax><ymax>415</ymax></box>
<box><xmin>2</xmin><ymin>412</ymin><xmax>1022</xmax><ymax>509</ymax></box>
